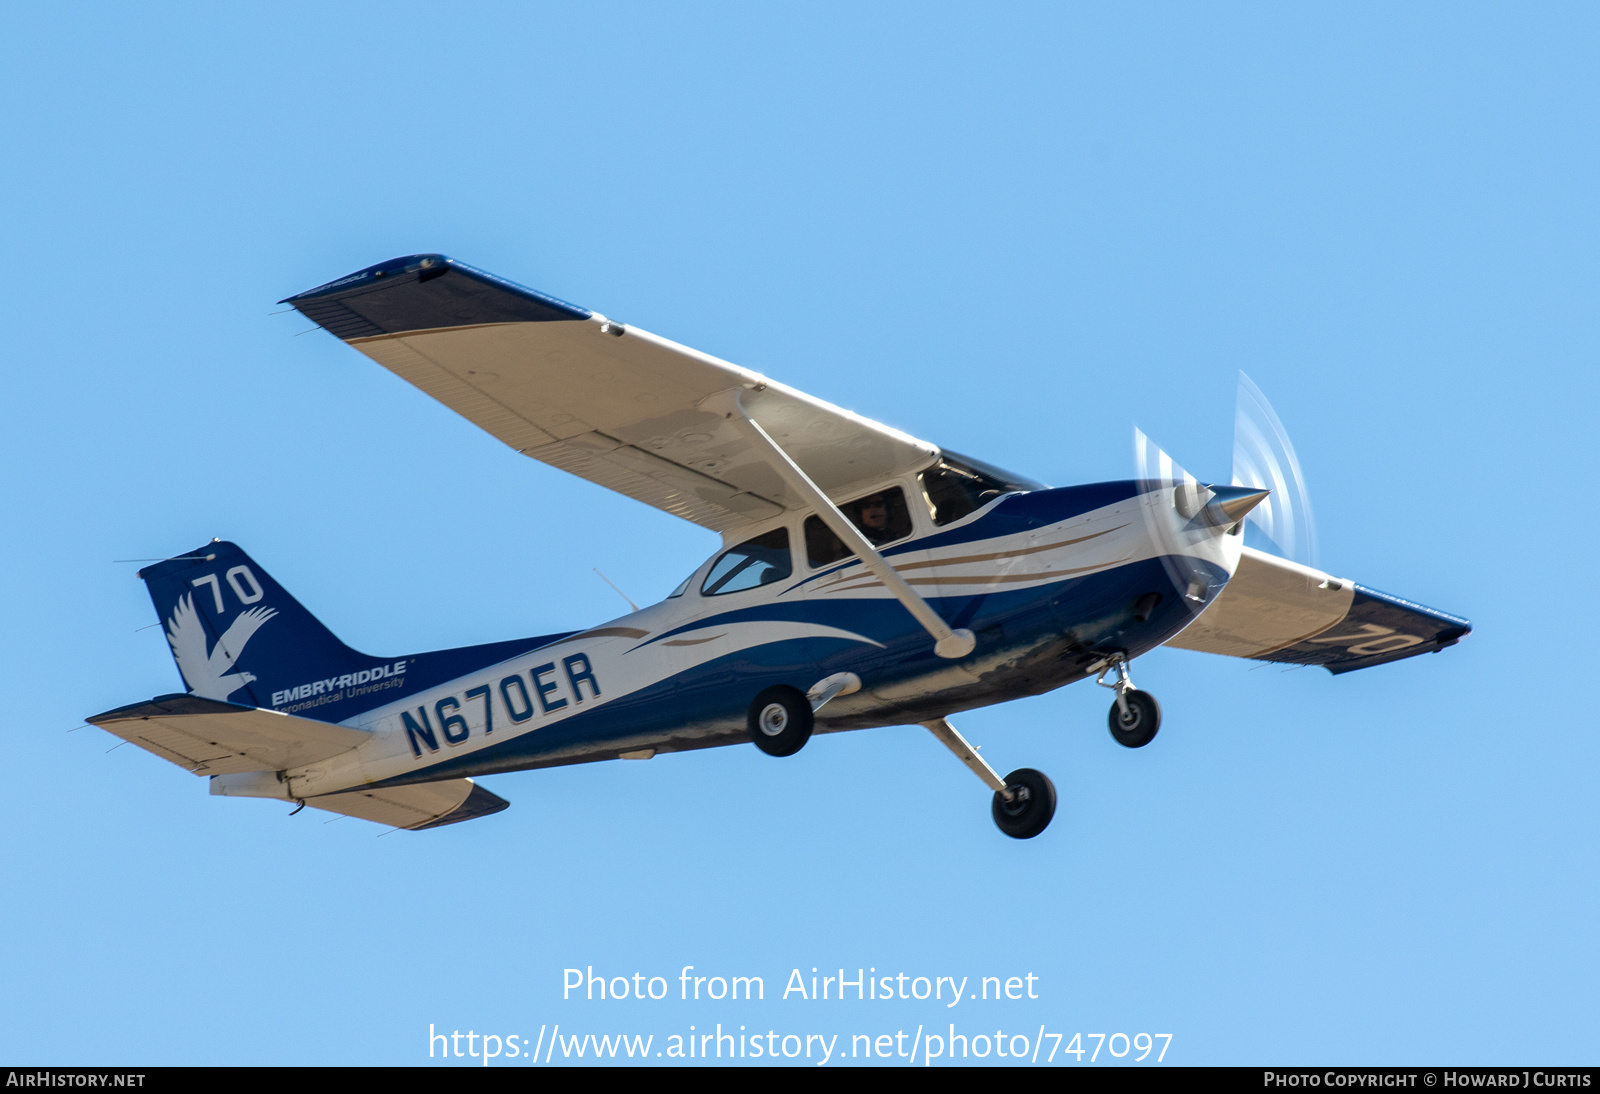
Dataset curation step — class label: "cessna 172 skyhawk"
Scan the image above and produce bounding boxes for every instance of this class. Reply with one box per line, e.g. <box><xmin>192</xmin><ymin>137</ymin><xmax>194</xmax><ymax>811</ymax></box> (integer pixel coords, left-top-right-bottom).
<box><xmin>90</xmin><ymin>255</ymin><xmax>1471</xmax><ymax>838</ymax></box>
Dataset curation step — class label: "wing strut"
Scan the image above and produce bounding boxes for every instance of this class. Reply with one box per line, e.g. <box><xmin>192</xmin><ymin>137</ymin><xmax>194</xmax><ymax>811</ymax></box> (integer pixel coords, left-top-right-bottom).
<box><xmin>711</xmin><ymin>388</ymin><xmax>976</xmax><ymax>659</ymax></box>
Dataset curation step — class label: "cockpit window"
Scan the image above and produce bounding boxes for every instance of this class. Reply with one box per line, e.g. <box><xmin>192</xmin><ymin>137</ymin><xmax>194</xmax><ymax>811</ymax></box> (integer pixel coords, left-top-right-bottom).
<box><xmin>666</xmin><ymin>574</ymin><xmax>692</xmax><ymax>598</ymax></box>
<box><xmin>805</xmin><ymin>487</ymin><xmax>914</xmax><ymax>567</ymax></box>
<box><xmin>919</xmin><ymin>456</ymin><xmax>1026</xmax><ymax>526</ymax></box>
<box><xmin>701</xmin><ymin>528</ymin><xmax>793</xmax><ymax>596</ymax></box>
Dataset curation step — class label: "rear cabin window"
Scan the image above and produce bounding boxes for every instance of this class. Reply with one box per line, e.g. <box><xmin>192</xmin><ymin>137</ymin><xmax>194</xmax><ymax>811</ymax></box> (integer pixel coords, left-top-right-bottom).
<box><xmin>919</xmin><ymin>459</ymin><xmax>1015</xmax><ymax>526</ymax></box>
<box><xmin>701</xmin><ymin>528</ymin><xmax>793</xmax><ymax>596</ymax></box>
<box><xmin>804</xmin><ymin>487</ymin><xmax>914</xmax><ymax>568</ymax></box>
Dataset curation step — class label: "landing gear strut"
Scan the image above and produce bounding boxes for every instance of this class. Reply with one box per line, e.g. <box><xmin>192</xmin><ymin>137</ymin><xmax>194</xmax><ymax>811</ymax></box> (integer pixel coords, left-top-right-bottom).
<box><xmin>922</xmin><ymin>717</ymin><xmax>1057</xmax><ymax>839</ymax></box>
<box><xmin>1097</xmin><ymin>655</ymin><xmax>1161</xmax><ymax>748</ymax></box>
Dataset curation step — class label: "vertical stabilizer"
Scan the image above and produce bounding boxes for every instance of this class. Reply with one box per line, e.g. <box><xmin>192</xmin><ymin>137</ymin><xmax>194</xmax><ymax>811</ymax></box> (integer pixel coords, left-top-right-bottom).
<box><xmin>138</xmin><ymin>541</ymin><xmax>402</xmax><ymax>717</ymax></box>
<box><xmin>137</xmin><ymin>542</ymin><xmax>577</xmax><ymax>724</ymax></box>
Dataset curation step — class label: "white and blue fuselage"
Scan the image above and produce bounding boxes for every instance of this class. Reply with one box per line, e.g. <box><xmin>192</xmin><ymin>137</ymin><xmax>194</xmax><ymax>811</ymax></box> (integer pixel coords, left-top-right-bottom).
<box><xmin>273</xmin><ymin>478</ymin><xmax>1239</xmax><ymax>801</ymax></box>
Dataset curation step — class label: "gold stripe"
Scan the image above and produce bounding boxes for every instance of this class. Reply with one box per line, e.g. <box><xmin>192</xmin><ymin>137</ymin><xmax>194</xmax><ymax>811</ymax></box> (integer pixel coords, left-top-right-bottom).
<box><xmin>661</xmin><ymin>634</ymin><xmax>725</xmax><ymax>647</ymax></box>
<box><xmin>889</xmin><ymin>525</ymin><xmax>1126</xmax><ymax>572</ymax></box>
<box><xmin>574</xmin><ymin>626</ymin><xmax>651</xmax><ymax>639</ymax></box>
<box><xmin>821</xmin><ymin>558</ymin><xmax>1133</xmax><ymax>594</ymax></box>
<box><xmin>814</xmin><ymin>526</ymin><xmax>1127</xmax><ymax>589</ymax></box>
<box><xmin>813</xmin><ymin>523</ymin><xmax>1128</xmax><ymax>592</ymax></box>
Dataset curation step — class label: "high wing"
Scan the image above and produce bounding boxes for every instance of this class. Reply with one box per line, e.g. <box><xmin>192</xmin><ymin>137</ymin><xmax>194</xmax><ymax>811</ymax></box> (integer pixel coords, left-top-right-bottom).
<box><xmin>89</xmin><ymin>694</ymin><xmax>370</xmax><ymax>774</ymax></box>
<box><xmin>283</xmin><ymin>254</ymin><xmax>939</xmax><ymax>535</ymax></box>
<box><xmin>1166</xmin><ymin>546</ymin><xmax>1471</xmax><ymax>674</ymax></box>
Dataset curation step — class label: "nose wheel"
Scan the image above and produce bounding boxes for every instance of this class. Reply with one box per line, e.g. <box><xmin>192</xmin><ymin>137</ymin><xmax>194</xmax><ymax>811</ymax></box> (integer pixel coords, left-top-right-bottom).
<box><xmin>990</xmin><ymin>767</ymin><xmax>1057</xmax><ymax>839</ymax></box>
<box><xmin>1097</xmin><ymin>655</ymin><xmax>1161</xmax><ymax>748</ymax></box>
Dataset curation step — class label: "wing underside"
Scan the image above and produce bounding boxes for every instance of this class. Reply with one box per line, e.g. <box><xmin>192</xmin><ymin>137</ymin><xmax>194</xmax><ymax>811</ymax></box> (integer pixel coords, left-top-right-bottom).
<box><xmin>284</xmin><ymin>255</ymin><xmax>939</xmax><ymax>535</ymax></box>
<box><xmin>1166</xmin><ymin>547</ymin><xmax>1470</xmax><ymax>674</ymax></box>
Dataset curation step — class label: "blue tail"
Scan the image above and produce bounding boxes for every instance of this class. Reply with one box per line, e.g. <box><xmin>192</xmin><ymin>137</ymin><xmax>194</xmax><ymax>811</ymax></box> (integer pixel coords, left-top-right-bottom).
<box><xmin>138</xmin><ymin>541</ymin><xmax>574</xmax><ymax>724</ymax></box>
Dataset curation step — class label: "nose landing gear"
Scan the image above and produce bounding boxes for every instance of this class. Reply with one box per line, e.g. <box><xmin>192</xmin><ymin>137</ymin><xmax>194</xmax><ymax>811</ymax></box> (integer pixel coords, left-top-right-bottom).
<box><xmin>990</xmin><ymin>767</ymin><xmax>1057</xmax><ymax>840</ymax></box>
<box><xmin>1097</xmin><ymin>654</ymin><xmax>1161</xmax><ymax>748</ymax></box>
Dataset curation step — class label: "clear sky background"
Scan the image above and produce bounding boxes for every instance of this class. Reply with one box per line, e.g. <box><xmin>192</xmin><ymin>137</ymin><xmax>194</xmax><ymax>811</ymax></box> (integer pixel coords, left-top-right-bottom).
<box><xmin>2</xmin><ymin>2</ymin><xmax>1595</xmax><ymax>1067</ymax></box>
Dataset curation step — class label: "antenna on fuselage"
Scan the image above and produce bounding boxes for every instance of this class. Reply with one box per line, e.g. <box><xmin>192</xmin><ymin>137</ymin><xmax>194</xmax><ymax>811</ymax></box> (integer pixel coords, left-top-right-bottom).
<box><xmin>592</xmin><ymin>568</ymin><xmax>640</xmax><ymax>612</ymax></box>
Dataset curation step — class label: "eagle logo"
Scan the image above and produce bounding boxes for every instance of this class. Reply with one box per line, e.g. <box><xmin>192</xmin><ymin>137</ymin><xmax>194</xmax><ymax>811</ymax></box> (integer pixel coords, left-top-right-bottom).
<box><xmin>164</xmin><ymin>592</ymin><xmax>279</xmax><ymax>701</ymax></box>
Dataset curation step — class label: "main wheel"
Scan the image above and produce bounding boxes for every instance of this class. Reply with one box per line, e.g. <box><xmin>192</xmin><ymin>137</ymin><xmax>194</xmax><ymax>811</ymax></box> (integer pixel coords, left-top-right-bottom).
<box><xmin>746</xmin><ymin>686</ymin><xmax>814</xmax><ymax>757</ymax></box>
<box><xmin>1108</xmin><ymin>689</ymin><xmax>1161</xmax><ymax>748</ymax></box>
<box><xmin>991</xmin><ymin>768</ymin><xmax>1057</xmax><ymax>839</ymax></box>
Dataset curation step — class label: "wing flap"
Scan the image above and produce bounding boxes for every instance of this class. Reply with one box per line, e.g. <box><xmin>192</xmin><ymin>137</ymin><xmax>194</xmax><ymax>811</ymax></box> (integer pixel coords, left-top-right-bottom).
<box><xmin>307</xmin><ymin>780</ymin><xmax>509</xmax><ymax>830</ymax></box>
<box><xmin>285</xmin><ymin>256</ymin><xmax>938</xmax><ymax>533</ymax></box>
<box><xmin>1166</xmin><ymin>547</ymin><xmax>1470</xmax><ymax>673</ymax></box>
<box><xmin>88</xmin><ymin>694</ymin><xmax>369</xmax><ymax>775</ymax></box>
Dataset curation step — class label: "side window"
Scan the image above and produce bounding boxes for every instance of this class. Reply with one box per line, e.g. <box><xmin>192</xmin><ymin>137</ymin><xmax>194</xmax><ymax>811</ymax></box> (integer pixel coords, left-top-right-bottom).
<box><xmin>701</xmin><ymin>528</ymin><xmax>793</xmax><ymax>596</ymax></box>
<box><xmin>805</xmin><ymin>487</ymin><xmax>914</xmax><ymax>567</ymax></box>
<box><xmin>920</xmin><ymin>459</ymin><xmax>1013</xmax><ymax>526</ymax></box>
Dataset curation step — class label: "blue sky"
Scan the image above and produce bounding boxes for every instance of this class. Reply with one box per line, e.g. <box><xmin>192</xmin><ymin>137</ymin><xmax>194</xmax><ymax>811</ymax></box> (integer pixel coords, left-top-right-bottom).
<box><xmin>2</xmin><ymin>2</ymin><xmax>1595</xmax><ymax>1066</ymax></box>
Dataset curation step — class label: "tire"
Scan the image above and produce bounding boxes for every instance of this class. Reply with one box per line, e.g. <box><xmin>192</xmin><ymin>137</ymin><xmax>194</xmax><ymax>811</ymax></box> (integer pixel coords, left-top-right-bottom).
<box><xmin>746</xmin><ymin>686</ymin><xmax>814</xmax><ymax>757</ymax></box>
<box><xmin>991</xmin><ymin>767</ymin><xmax>1057</xmax><ymax>840</ymax></box>
<box><xmin>1107</xmin><ymin>689</ymin><xmax>1161</xmax><ymax>748</ymax></box>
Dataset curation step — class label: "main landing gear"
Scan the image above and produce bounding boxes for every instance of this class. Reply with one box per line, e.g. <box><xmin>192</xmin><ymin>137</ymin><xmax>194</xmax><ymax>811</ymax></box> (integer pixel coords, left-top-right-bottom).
<box><xmin>748</xmin><ymin>677</ymin><xmax>1056</xmax><ymax>839</ymax></box>
<box><xmin>744</xmin><ymin>673</ymin><xmax>865</xmax><ymax>757</ymax></box>
<box><xmin>1097</xmin><ymin>654</ymin><xmax>1161</xmax><ymax>748</ymax></box>
<box><xmin>923</xmin><ymin>717</ymin><xmax>1057</xmax><ymax>840</ymax></box>
<box><xmin>746</xmin><ymin>686</ymin><xmax>814</xmax><ymax>757</ymax></box>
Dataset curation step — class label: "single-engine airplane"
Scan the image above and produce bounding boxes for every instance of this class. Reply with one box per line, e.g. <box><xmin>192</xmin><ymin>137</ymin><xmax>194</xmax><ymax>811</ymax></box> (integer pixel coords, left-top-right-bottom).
<box><xmin>91</xmin><ymin>255</ymin><xmax>1471</xmax><ymax>838</ymax></box>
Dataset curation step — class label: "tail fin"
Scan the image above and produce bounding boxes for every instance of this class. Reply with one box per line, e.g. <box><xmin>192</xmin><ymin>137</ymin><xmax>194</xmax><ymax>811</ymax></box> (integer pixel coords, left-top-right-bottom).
<box><xmin>139</xmin><ymin>540</ymin><xmax>406</xmax><ymax>717</ymax></box>
<box><xmin>139</xmin><ymin>541</ymin><xmax>574</xmax><ymax>723</ymax></box>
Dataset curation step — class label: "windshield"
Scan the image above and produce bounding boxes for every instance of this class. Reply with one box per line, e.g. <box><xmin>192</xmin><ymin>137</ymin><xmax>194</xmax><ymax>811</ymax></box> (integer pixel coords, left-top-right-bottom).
<box><xmin>701</xmin><ymin>528</ymin><xmax>793</xmax><ymax>596</ymax></box>
<box><xmin>920</xmin><ymin>456</ymin><xmax>1032</xmax><ymax>526</ymax></box>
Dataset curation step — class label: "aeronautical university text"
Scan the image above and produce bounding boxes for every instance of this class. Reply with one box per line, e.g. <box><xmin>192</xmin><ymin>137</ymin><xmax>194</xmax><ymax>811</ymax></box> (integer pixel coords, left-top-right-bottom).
<box><xmin>272</xmin><ymin>661</ymin><xmax>407</xmax><ymax>710</ymax></box>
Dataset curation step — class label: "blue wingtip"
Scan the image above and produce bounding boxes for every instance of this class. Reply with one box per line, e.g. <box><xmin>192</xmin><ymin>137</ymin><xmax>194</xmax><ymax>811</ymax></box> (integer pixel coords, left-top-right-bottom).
<box><xmin>280</xmin><ymin>255</ymin><xmax>592</xmax><ymax>339</ymax></box>
<box><xmin>279</xmin><ymin>254</ymin><xmax>449</xmax><ymax>304</ymax></box>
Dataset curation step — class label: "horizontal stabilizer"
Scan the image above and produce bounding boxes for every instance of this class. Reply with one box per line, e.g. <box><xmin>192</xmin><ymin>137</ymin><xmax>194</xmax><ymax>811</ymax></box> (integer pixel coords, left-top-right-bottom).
<box><xmin>305</xmin><ymin>779</ymin><xmax>509</xmax><ymax>830</ymax></box>
<box><xmin>1167</xmin><ymin>547</ymin><xmax>1470</xmax><ymax>673</ymax></box>
<box><xmin>88</xmin><ymin>694</ymin><xmax>369</xmax><ymax>775</ymax></box>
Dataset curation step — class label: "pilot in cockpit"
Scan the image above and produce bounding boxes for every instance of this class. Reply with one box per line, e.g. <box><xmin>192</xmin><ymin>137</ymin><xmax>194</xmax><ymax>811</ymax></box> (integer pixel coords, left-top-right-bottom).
<box><xmin>856</xmin><ymin>493</ymin><xmax>894</xmax><ymax>545</ymax></box>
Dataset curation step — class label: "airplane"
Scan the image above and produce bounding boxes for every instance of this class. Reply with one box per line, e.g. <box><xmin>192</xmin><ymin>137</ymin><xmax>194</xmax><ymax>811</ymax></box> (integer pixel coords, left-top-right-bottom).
<box><xmin>89</xmin><ymin>254</ymin><xmax>1472</xmax><ymax>839</ymax></box>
